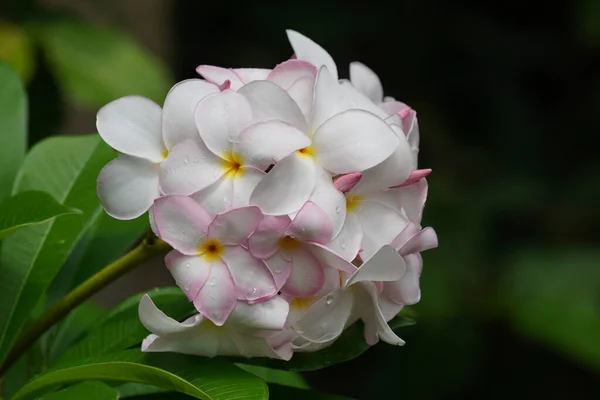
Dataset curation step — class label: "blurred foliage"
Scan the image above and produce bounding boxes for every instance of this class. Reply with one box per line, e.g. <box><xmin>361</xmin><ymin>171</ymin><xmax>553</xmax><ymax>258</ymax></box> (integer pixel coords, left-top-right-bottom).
<box><xmin>0</xmin><ymin>0</ymin><xmax>598</xmax><ymax>399</ymax></box>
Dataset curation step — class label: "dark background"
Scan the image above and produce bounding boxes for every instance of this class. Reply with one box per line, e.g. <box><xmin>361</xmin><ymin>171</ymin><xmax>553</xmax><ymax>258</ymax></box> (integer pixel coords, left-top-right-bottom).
<box><xmin>1</xmin><ymin>0</ymin><xmax>599</xmax><ymax>398</ymax></box>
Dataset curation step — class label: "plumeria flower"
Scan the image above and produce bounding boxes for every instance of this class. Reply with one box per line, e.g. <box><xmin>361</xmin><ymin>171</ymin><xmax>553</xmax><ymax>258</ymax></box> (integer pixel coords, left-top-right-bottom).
<box><xmin>294</xmin><ymin>245</ymin><xmax>407</xmax><ymax>346</ymax></box>
<box><xmin>245</xmin><ymin>67</ymin><xmax>401</xmax><ymax>236</ymax></box>
<box><xmin>248</xmin><ymin>201</ymin><xmax>356</xmax><ymax>298</ymax></box>
<box><xmin>139</xmin><ymin>294</ymin><xmax>293</xmax><ymax>360</ymax></box>
<box><xmin>159</xmin><ymin>89</ymin><xmax>310</xmax><ymax>215</ymax></box>
<box><xmin>197</xmin><ymin>59</ymin><xmax>317</xmax><ymax>118</ymax></box>
<box><xmin>152</xmin><ymin>195</ymin><xmax>277</xmax><ymax>325</ymax></box>
<box><xmin>96</xmin><ymin>79</ymin><xmax>221</xmax><ymax>219</ymax></box>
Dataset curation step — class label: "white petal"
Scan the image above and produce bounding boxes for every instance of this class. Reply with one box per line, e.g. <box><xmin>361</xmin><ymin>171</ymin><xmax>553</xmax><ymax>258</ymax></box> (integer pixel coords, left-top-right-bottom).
<box><xmin>191</xmin><ymin>175</ymin><xmax>234</xmax><ymax>216</ymax></box>
<box><xmin>267</xmin><ymin>59</ymin><xmax>316</xmax><ymax>89</ymax></box>
<box><xmin>232</xmin><ymin>166</ymin><xmax>265</xmax><ymax>207</ymax></box>
<box><xmin>194</xmin><ymin>90</ymin><xmax>252</xmax><ymax>157</ymax></box>
<box><xmin>326</xmin><ymin>212</ymin><xmax>363</xmax><ymax>262</ymax></box>
<box><xmin>346</xmin><ymin>245</ymin><xmax>406</xmax><ymax>287</ymax></box>
<box><xmin>229</xmin><ymin>295</ymin><xmax>289</xmax><ymax>331</ymax></box>
<box><xmin>313</xmin><ymin>110</ymin><xmax>399</xmax><ymax>174</ymax></box>
<box><xmin>208</xmin><ymin>206</ymin><xmax>263</xmax><ymax>245</ymax></box>
<box><xmin>97</xmin><ymin>155</ymin><xmax>160</xmax><ymax>220</ymax></box>
<box><xmin>360</xmin><ymin>282</ymin><xmax>405</xmax><ymax>346</ymax></box>
<box><xmin>152</xmin><ymin>195</ymin><xmax>211</xmax><ymax>255</ymax></box>
<box><xmin>391</xmin><ymin>179</ymin><xmax>429</xmax><ymax>223</ymax></box>
<box><xmin>308</xmin><ymin>166</ymin><xmax>347</xmax><ymax>238</ymax></box>
<box><xmin>263</xmin><ymin>253</ymin><xmax>292</xmax><ymax>290</ymax></box>
<box><xmin>193</xmin><ymin>259</ymin><xmax>237</xmax><ymax>325</ymax></box>
<box><xmin>294</xmin><ymin>290</ymin><xmax>353</xmax><ymax>343</ymax></box>
<box><xmin>349</xmin><ymin>62</ymin><xmax>384</xmax><ymax>103</ymax></box>
<box><xmin>286</xmin><ymin>30</ymin><xmax>338</xmax><ymax>80</ymax></box>
<box><xmin>159</xmin><ymin>137</ymin><xmax>225</xmax><ymax>195</ymax></box>
<box><xmin>233</xmin><ymin>68</ymin><xmax>271</xmax><ymax>83</ymax></box>
<box><xmin>162</xmin><ymin>79</ymin><xmax>220</xmax><ymax>149</ymax></box>
<box><xmin>238</xmin><ymin>80</ymin><xmax>307</xmax><ymax>131</ymax></box>
<box><xmin>308</xmin><ymin>243</ymin><xmax>356</xmax><ymax>273</ymax></box>
<box><xmin>250</xmin><ymin>152</ymin><xmax>316</xmax><ymax>216</ymax></box>
<box><xmin>356</xmin><ymin>199</ymin><xmax>409</xmax><ymax>261</ymax></box>
<box><xmin>138</xmin><ymin>294</ymin><xmax>200</xmax><ymax>336</ymax></box>
<box><xmin>234</xmin><ymin>121</ymin><xmax>310</xmax><ymax>170</ymax></box>
<box><xmin>287</xmin><ymin>76</ymin><xmax>315</xmax><ymax>121</ymax></box>
<box><xmin>399</xmin><ymin>227</ymin><xmax>438</xmax><ymax>255</ymax></box>
<box><xmin>97</xmin><ymin>96</ymin><xmax>165</xmax><ymax>162</ymax></box>
<box><xmin>165</xmin><ymin>251</ymin><xmax>210</xmax><ymax>301</ymax></box>
<box><xmin>286</xmin><ymin>201</ymin><xmax>333</xmax><ymax>244</ymax></box>
<box><xmin>196</xmin><ymin>65</ymin><xmax>245</xmax><ymax>90</ymax></box>
<box><xmin>222</xmin><ymin>246</ymin><xmax>277</xmax><ymax>302</ymax></box>
<box><xmin>248</xmin><ymin>215</ymin><xmax>291</xmax><ymax>259</ymax></box>
<box><xmin>282</xmin><ymin>248</ymin><xmax>325</xmax><ymax>297</ymax></box>
<box><xmin>386</xmin><ymin>253</ymin><xmax>422</xmax><ymax>305</ymax></box>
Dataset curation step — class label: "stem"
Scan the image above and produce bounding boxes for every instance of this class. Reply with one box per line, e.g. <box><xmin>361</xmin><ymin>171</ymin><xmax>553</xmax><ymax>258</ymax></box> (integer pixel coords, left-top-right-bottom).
<box><xmin>0</xmin><ymin>237</ymin><xmax>171</xmax><ymax>376</ymax></box>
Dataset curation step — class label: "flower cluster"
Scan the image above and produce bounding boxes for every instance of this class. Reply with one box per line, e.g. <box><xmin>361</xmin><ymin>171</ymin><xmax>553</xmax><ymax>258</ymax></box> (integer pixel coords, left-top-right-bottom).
<box><xmin>96</xmin><ymin>30</ymin><xmax>437</xmax><ymax>360</ymax></box>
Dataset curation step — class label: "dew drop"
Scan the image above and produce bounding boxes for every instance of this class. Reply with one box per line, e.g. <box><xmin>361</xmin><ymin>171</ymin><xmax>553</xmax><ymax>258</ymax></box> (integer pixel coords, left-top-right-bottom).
<box><xmin>184</xmin><ymin>262</ymin><xmax>191</xmax><ymax>269</ymax></box>
<box><xmin>341</xmin><ymin>238</ymin><xmax>348</xmax><ymax>249</ymax></box>
<box><xmin>335</xmin><ymin>206</ymin><xmax>341</xmax><ymax>213</ymax></box>
<box><xmin>184</xmin><ymin>156</ymin><xmax>189</xmax><ymax>164</ymax></box>
<box><xmin>325</xmin><ymin>295</ymin><xmax>334</xmax><ymax>305</ymax></box>
<box><xmin>183</xmin><ymin>283</ymin><xmax>190</xmax><ymax>292</ymax></box>
<box><xmin>208</xmin><ymin>292</ymin><xmax>215</xmax><ymax>299</ymax></box>
<box><xmin>59</xmin><ymin>240</ymin><xmax>66</xmax><ymax>245</ymax></box>
<box><xmin>208</xmin><ymin>277</ymin><xmax>217</xmax><ymax>287</ymax></box>
<box><xmin>193</xmin><ymin>157</ymin><xmax>199</xmax><ymax>163</ymax></box>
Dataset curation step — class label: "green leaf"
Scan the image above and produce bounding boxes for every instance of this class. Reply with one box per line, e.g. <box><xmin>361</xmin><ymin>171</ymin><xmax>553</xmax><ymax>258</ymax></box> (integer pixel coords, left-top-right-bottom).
<box><xmin>239</xmin><ymin>315</ymin><xmax>415</xmax><ymax>372</ymax></box>
<box><xmin>0</xmin><ymin>191</ymin><xmax>81</xmax><ymax>239</ymax></box>
<box><xmin>58</xmin><ymin>287</ymin><xmax>193</xmax><ymax>363</ymax></box>
<box><xmin>268</xmin><ymin>385</ymin><xmax>355</xmax><ymax>400</ymax></box>
<box><xmin>0</xmin><ymin>23</ymin><xmax>35</xmax><ymax>82</ymax></box>
<box><xmin>31</xmin><ymin>19</ymin><xmax>172</xmax><ymax>108</ymax></box>
<box><xmin>0</xmin><ymin>135</ymin><xmax>115</xmax><ymax>365</ymax></box>
<box><xmin>12</xmin><ymin>350</ymin><xmax>268</xmax><ymax>400</ymax></box>
<box><xmin>41</xmin><ymin>381</ymin><xmax>118</xmax><ymax>400</ymax></box>
<box><xmin>236</xmin><ymin>365</ymin><xmax>308</xmax><ymax>389</ymax></box>
<box><xmin>117</xmin><ymin>383</ymin><xmax>169</xmax><ymax>398</ymax></box>
<box><xmin>0</xmin><ymin>61</ymin><xmax>26</xmax><ymax>203</ymax></box>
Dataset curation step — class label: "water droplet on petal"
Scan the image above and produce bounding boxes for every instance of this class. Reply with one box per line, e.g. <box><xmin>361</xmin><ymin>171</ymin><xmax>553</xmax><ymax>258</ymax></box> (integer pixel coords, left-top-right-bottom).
<box><xmin>341</xmin><ymin>239</ymin><xmax>348</xmax><ymax>249</ymax></box>
<box><xmin>184</xmin><ymin>156</ymin><xmax>189</xmax><ymax>164</ymax></box>
<box><xmin>184</xmin><ymin>262</ymin><xmax>191</xmax><ymax>269</ymax></box>
<box><xmin>208</xmin><ymin>277</ymin><xmax>217</xmax><ymax>287</ymax></box>
<box><xmin>183</xmin><ymin>283</ymin><xmax>190</xmax><ymax>292</ymax></box>
<box><xmin>335</xmin><ymin>206</ymin><xmax>341</xmax><ymax>213</ymax></box>
<box><xmin>193</xmin><ymin>157</ymin><xmax>199</xmax><ymax>162</ymax></box>
<box><xmin>325</xmin><ymin>295</ymin><xmax>334</xmax><ymax>305</ymax></box>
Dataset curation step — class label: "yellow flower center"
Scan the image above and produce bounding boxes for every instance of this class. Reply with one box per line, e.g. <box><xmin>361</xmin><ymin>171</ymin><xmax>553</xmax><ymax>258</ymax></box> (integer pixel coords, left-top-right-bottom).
<box><xmin>290</xmin><ymin>296</ymin><xmax>317</xmax><ymax>310</ymax></box>
<box><xmin>278</xmin><ymin>236</ymin><xmax>302</xmax><ymax>252</ymax></box>
<box><xmin>198</xmin><ymin>238</ymin><xmax>224</xmax><ymax>262</ymax></box>
<box><xmin>297</xmin><ymin>145</ymin><xmax>315</xmax><ymax>158</ymax></box>
<box><xmin>221</xmin><ymin>151</ymin><xmax>244</xmax><ymax>178</ymax></box>
<box><xmin>161</xmin><ymin>148</ymin><xmax>169</xmax><ymax>159</ymax></box>
<box><xmin>345</xmin><ymin>194</ymin><xmax>364</xmax><ymax>212</ymax></box>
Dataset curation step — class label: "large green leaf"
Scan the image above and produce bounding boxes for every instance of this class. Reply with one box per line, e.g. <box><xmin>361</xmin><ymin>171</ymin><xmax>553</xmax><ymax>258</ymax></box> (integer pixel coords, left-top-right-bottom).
<box><xmin>58</xmin><ymin>287</ymin><xmax>193</xmax><ymax>363</ymax></box>
<box><xmin>12</xmin><ymin>350</ymin><xmax>268</xmax><ymax>400</ymax></box>
<box><xmin>0</xmin><ymin>135</ymin><xmax>115</xmax><ymax>365</ymax></box>
<box><xmin>236</xmin><ymin>365</ymin><xmax>308</xmax><ymax>389</ymax></box>
<box><xmin>31</xmin><ymin>19</ymin><xmax>172</xmax><ymax>107</ymax></box>
<box><xmin>0</xmin><ymin>191</ymin><xmax>81</xmax><ymax>239</ymax></box>
<box><xmin>240</xmin><ymin>315</ymin><xmax>415</xmax><ymax>372</ymax></box>
<box><xmin>0</xmin><ymin>62</ymin><xmax>26</xmax><ymax>202</ymax></box>
<box><xmin>42</xmin><ymin>381</ymin><xmax>118</xmax><ymax>400</ymax></box>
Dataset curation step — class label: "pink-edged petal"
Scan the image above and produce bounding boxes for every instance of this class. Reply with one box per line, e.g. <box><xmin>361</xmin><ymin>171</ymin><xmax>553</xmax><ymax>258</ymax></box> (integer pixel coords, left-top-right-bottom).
<box><xmin>308</xmin><ymin>242</ymin><xmax>357</xmax><ymax>273</ymax></box>
<box><xmin>229</xmin><ymin>295</ymin><xmax>289</xmax><ymax>331</ymax></box>
<box><xmin>194</xmin><ymin>90</ymin><xmax>252</xmax><ymax>156</ymax></box>
<box><xmin>356</xmin><ymin>199</ymin><xmax>409</xmax><ymax>261</ymax></box>
<box><xmin>378</xmin><ymin>293</ymin><xmax>405</xmax><ymax>322</ymax></box>
<box><xmin>233</xmin><ymin>68</ymin><xmax>271</xmax><ymax>83</ymax></box>
<box><xmin>159</xmin><ymin>137</ymin><xmax>225</xmax><ymax>195</ymax></box>
<box><xmin>360</xmin><ymin>281</ymin><xmax>405</xmax><ymax>346</ymax></box>
<box><xmin>97</xmin><ymin>155</ymin><xmax>160</xmax><ymax>220</ymax></box>
<box><xmin>234</xmin><ymin>121</ymin><xmax>310</xmax><ymax>170</ymax></box>
<box><xmin>390</xmin><ymin>222</ymin><xmax>421</xmax><ymax>251</ymax></box>
<box><xmin>196</xmin><ymin>65</ymin><xmax>245</xmax><ymax>90</ymax></box>
<box><xmin>393</xmin><ymin>169</ymin><xmax>432</xmax><ymax>188</ymax></box>
<box><xmin>294</xmin><ymin>291</ymin><xmax>352</xmax><ymax>343</ymax></box>
<box><xmin>379</xmin><ymin>99</ymin><xmax>410</xmax><ymax>117</ymax></box>
<box><xmin>308</xmin><ymin>166</ymin><xmax>347</xmax><ymax>238</ymax></box>
<box><xmin>139</xmin><ymin>294</ymin><xmax>202</xmax><ymax>336</ymax></box>
<box><xmin>152</xmin><ymin>195</ymin><xmax>211</xmax><ymax>255</ymax></box>
<box><xmin>208</xmin><ymin>206</ymin><xmax>263</xmax><ymax>245</ymax></box>
<box><xmin>250</xmin><ymin>152</ymin><xmax>316</xmax><ymax>216</ymax></box>
<box><xmin>190</xmin><ymin>174</ymin><xmax>233</xmax><ymax>216</ymax></box>
<box><xmin>193</xmin><ymin>259</ymin><xmax>236</xmax><ymax>325</ymax></box>
<box><xmin>162</xmin><ymin>79</ymin><xmax>220</xmax><ymax>149</ymax></box>
<box><xmin>263</xmin><ymin>253</ymin><xmax>292</xmax><ymax>290</ymax></box>
<box><xmin>238</xmin><ymin>80</ymin><xmax>307</xmax><ymax>131</ymax></box>
<box><xmin>165</xmin><ymin>251</ymin><xmax>211</xmax><ymax>301</ymax></box>
<box><xmin>287</xmin><ymin>76</ymin><xmax>314</xmax><ymax>120</ymax></box>
<box><xmin>222</xmin><ymin>246</ymin><xmax>277</xmax><ymax>302</ymax></box>
<box><xmin>96</xmin><ymin>96</ymin><xmax>165</xmax><ymax>162</ymax></box>
<box><xmin>386</xmin><ymin>253</ymin><xmax>423</xmax><ymax>305</ymax></box>
<box><xmin>267</xmin><ymin>59</ymin><xmax>317</xmax><ymax>89</ymax></box>
<box><xmin>399</xmin><ymin>227</ymin><xmax>438</xmax><ymax>255</ymax></box>
<box><xmin>229</xmin><ymin>334</ymin><xmax>292</xmax><ymax>360</ymax></box>
<box><xmin>282</xmin><ymin>248</ymin><xmax>325</xmax><ymax>297</ymax></box>
<box><xmin>313</xmin><ymin>109</ymin><xmax>399</xmax><ymax>174</ymax></box>
<box><xmin>390</xmin><ymin>178</ymin><xmax>429</xmax><ymax>223</ymax></box>
<box><xmin>346</xmin><ymin>245</ymin><xmax>406</xmax><ymax>287</ymax></box>
<box><xmin>286</xmin><ymin>30</ymin><xmax>338</xmax><ymax>80</ymax></box>
<box><xmin>248</xmin><ymin>215</ymin><xmax>291</xmax><ymax>259</ymax></box>
<box><xmin>326</xmin><ymin>212</ymin><xmax>362</xmax><ymax>262</ymax></box>
<box><xmin>333</xmin><ymin>173</ymin><xmax>362</xmax><ymax>192</ymax></box>
<box><xmin>232</xmin><ymin>166</ymin><xmax>265</xmax><ymax>207</ymax></box>
<box><xmin>352</xmin><ymin>129</ymin><xmax>413</xmax><ymax>193</ymax></box>
<box><xmin>286</xmin><ymin>201</ymin><xmax>333</xmax><ymax>244</ymax></box>
<box><xmin>349</xmin><ymin>62</ymin><xmax>383</xmax><ymax>103</ymax></box>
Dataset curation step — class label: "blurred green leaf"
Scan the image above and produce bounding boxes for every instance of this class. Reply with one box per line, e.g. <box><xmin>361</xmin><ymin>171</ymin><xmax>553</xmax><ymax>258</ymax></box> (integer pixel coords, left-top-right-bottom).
<box><xmin>0</xmin><ymin>135</ymin><xmax>114</xmax><ymax>366</ymax></box>
<box><xmin>0</xmin><ymin>61</ymin><xmax>26</xmax><ymax>203</ymax></box>
<box><xmin>12</xmin><ymin>350</ymin><xmax>268</xmax><ymax>400</ymax></box>
<box><xmin>42</xmin><ymin>381</ymin><xmax>118</xmax><ymax>400</ymax></box>
<box><xmin>58</xmin><ymin>287</ymin><xmax>193</xmax><ymax>363</ymax></box>
<box><xmin>236</xmin><ymin>364</ymin><xmax>308</xmax><ymax>389</ymax></box>
<box><xmin>0</xmin><ymin>22</ymin><xmax>35</xmax><ymax>82</ymax></box>
<box><xmin>579</xmin><ymin>0</ymin><xmax>600</xmax><ymax>44</ymax></box>
<box><xmin>31</xmin><ymin>18</ymin><xmax>172</xmax><ymax>107</ymax></box>
<box><xmin>0</xmin><ymin>191</ymin><xmax>81</xmax><ymax>239</ymax></box>
<box><xmin>117</xmin><ymin>383</ymin><xmax>169</xmax><ymax>398</ymax></box>
<box><xmin>503</xmin><ymin>248</ymin><xmax>600</xmax><ymax>370</ymax></box>
<box><xmin>240</xmin><ymin>315</ymin><xmax>415</xmax><ymax>371</ymax></box>
<box><xmin>268</xmin><ymin>384</ymin><xmax>355</xmax><ymax>400</ymax></box>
